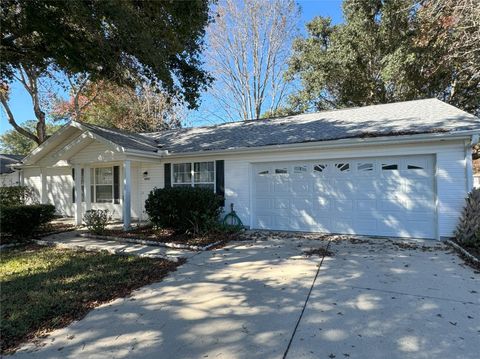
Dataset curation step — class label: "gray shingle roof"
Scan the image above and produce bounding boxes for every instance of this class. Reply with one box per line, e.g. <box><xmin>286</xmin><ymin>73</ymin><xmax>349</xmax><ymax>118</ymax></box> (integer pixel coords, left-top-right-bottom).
<box><xmin>79</xmin><ymin>122</ymin><xmax>158</xmax><ymax>152</ymax></box>
<box><xmin>0</xmin><ymin>154</ymin><xmax>24</xmax><ymax>174</ymax></box>
<box><xmin>143</xmin><ymin>99</ymin><xmax>480</xmax><ymax>154</ymax></box>
<box><xmin>81</xmin><ymin>99</ymin><xmax>480</xmax><ymax>154</ymax></box>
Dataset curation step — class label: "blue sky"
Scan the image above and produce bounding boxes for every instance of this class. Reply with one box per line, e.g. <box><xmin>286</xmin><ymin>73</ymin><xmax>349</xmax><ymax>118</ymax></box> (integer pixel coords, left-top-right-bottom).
<box><xmin>0</xmin><ymin>0</ymin><xmax>343</xmax><ymax>135</ymax></box>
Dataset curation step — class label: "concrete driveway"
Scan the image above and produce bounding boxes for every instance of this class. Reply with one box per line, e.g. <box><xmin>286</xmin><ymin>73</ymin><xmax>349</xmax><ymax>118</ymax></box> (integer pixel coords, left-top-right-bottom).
<box><xmin>12</xmin><ymin>235</ymin><xmax>480</xmax><ymax>359</ymax></box>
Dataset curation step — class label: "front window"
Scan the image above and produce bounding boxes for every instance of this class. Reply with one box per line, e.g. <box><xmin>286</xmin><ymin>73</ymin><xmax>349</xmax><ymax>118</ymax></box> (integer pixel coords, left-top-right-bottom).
<box><xmin>90</xmin><ymin>166</ymin><xmax>120</xmax><ymax>203</ymax></box>
<box><xmin>173</xmin><ymin>161</ymin><xmax>215</xmax><ymax>190</ymax></box>
<box><xmin>94</xmin><ymin>167</ymin><xmax>113</xmax><ymax>203</ymax></box>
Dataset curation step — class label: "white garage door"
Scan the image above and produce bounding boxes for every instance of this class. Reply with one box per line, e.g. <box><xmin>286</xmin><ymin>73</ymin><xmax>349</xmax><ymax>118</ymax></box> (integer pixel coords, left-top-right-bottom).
<box><xmin>253</xmin><ymin>155</ymin><xmax>436</xmax><ymax>239</ymax></box>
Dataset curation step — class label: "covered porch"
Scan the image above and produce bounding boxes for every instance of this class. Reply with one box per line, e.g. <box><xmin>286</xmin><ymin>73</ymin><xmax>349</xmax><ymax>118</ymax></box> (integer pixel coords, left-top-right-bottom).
<box><xmin>19</xmin><ymin>121</ymin><xmax>166</xmax><ymax>230</ymax></box>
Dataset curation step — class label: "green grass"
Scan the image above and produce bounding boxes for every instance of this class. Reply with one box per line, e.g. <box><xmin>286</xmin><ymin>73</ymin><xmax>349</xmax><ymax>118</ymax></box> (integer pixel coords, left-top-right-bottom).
<box><xmin>0</xmin><ymin>245</ymin><xmax>180</xmax><ymax>353</ymax></box>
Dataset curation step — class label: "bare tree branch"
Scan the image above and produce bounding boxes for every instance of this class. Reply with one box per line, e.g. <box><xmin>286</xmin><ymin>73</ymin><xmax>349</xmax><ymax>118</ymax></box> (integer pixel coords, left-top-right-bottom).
<box><xmin>206</xmin><ymin>0</ymin><xmax>300</xmax><ymax>121</ymax></box>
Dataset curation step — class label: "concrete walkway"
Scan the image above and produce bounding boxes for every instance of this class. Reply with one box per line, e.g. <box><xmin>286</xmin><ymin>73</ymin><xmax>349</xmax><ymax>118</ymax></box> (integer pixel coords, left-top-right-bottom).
<box><xmin>11</xmin><ymin>235</ymin><xmax>480</xmax><ymax>359</ymax></box>
<box><xmin>35</xmin><ymin>231</ymin><xmax>196</xmax><ymax>261</ymax></box>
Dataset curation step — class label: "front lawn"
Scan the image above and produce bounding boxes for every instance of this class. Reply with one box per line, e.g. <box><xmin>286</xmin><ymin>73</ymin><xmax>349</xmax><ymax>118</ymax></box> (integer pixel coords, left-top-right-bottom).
<box><xmin>0</xmin><ymin>245</ymin><xmax>181</xmax><ymax>353</ymax></box>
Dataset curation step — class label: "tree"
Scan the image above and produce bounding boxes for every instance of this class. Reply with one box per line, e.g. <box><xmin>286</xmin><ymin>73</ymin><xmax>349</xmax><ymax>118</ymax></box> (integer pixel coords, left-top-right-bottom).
<box><xmin>286</xmin><ymin>0</ymin><xmax>480</xmax><ymax>115</ymax></box>
<box><xmin>205</xmin><ymin>0</ymin><xmax>300</xmax><ymax>121</ymax></box>
<box><xmin>1</xmin><ymin>0</ymin><xmax>212</xmax><ymax>144</ymax></box>
<box><xmin>52</xmin><ymin>81</ymin><xmax>183</xmax><ymax>132</ymax></box>
<box><xmin>0</xmin><ymin>120</ymin><xmax>61</xmax><ymax>155</ymax></box>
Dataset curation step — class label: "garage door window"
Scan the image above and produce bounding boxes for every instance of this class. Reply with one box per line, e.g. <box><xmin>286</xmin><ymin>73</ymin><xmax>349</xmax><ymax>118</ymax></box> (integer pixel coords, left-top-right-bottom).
<box><xmin>382</xmin><ymin>163</ymin><xmax>398</xmax><ymax>170</ymax></box>
<box><xmin>293</xmin><ymin>165</ymin><xmax>308</xmax><ymax>173</ymax></box>
<box><xmin>275</xmin><ymin>168</ymin><xmax>288</xmax><ymax>174</ymax></box>
<box><xmin>357</xmin><ymin>163</ymin><xmax>373</xmax><ymax>172</ymax></box>
<box><xmin>314</xmin><ymin>164</ymin><xmax>328</xmax><ymax>173</ymax></box>
<box><xmin>334</xmin><ymin>163</ymin><xmax>350</xmax><ymax>172</ymax></box>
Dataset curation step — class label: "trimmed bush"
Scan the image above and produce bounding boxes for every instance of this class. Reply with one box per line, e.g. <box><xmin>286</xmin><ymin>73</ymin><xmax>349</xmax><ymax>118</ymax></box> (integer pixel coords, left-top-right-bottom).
<box><xmin>83</xmin><ymin>209</ymin><xmax>113</xmax><ymax>235</ymax></box>
<box><xmin>455</xmin><ymin>188</ymin><xmax>480</xmax><ymax>247</ymax></box>
<box><xmin>0</xmin><ymin>186</ymin><xmax>37</xmax><ymax>206</ymax></box>
<box><xmin>0</xmin><ymin>204</ymin><xmax>56</xmax><ymax>238</ymax></box>
<box><xmin>145</xmin><ymin>187</ymin><xmax>223</xmax><ymax>235</ymax></box>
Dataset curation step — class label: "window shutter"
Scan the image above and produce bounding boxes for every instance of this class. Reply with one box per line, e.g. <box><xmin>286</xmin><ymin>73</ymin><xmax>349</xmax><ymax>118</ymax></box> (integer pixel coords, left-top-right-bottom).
<box><xmin>215</xmin><ymin>160</ymin><xmax>225</xmax><ymax>206</ymax></box>
<box><xmin>164</xmin><ymin>163</ymin><xmax>171</xmax><ymax>188</ymax></box>
<box><xmin>113</xmin><ymin>166</ymin><xmax>120</xmax><ymax>204</ymax></box>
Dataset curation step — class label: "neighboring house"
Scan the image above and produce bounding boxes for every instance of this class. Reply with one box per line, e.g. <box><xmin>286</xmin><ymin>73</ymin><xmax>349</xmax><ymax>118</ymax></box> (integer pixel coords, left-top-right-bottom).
<box><xmin>473</xmin><ymin>158</ymin><xmax>480</xmax><ymax>188</ymax></box>
<box><xmin>0</xmin><ymin>154</ymin><xmax>24</xmax><ymax>187</ymax></box>
<box><xmin>14</xmin><ymin>99</ymin><xmax>480</xmax><ymax>240</ymax></box>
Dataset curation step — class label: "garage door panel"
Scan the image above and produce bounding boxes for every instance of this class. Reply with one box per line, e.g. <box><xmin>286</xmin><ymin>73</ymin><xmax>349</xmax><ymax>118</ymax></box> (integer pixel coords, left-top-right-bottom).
<box><xmin>253</xmin><ymin>155</ymin><xmax>435</xmax><ymax>239</ymax></box>
<box><xmin>292</xmin><ymin>198</ymin><xmax>314</xmax><ymax>211</ymax></box>
<box><xmin>292</xmin><ymin>180</ymin><xmax>310</xmax><ymax>194</ymax></box>
<box><xmin>274</xmin><ymin>198</ymin><xmax>290</xmax><ymax>209</ymax></box>
<box><xmin>255</xmin><ymin>180</ymin><xmax>271</xmax><ymax>194</ymax></box>
<box><xmin>332</xmin><ymin>199</ymin><xmax>354</xmax><ymax>212</ymax></box>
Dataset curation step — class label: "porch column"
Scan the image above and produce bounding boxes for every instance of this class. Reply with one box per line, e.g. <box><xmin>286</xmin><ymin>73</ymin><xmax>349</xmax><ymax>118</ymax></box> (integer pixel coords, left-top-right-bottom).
<box><xmin>74</xmin><ymin>165</ymin><xmax>82</xmax><ymax>226</ymax></box>
<box><xmin>40</xmin><ymin>169</ymin><xmax>47</xmax><ymax>204</ymax></box>
<box><xmin>84</xmin><ymin>165</ymin><xmax>91</xmax><ymax>211</ymax></box>
<box><xmin>123</xmin><ymin>160</ymin><xmax>132</xmax><ymax>230</ymax></box>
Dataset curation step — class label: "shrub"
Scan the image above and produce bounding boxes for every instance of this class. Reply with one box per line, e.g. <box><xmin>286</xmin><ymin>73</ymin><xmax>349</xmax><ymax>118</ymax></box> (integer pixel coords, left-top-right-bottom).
<box><xmin>145</xmin><ymin>187</ymin><xmax>223</xmax><ymax>235</ymax></box>
<box><xmin>0</xmin><ymin>186</ymin><xmax>37</xmax><ymax>207</ymax></box>
<box><xmin>0</xmin><ymin>204</ymin><xmax>56</xmax><ymax>238</ymax></box>
<box><xmin>83</xmin><ymin>209</ymin><xmax>113</xmax><ymax>235</ymax></box>
<box><xmin>455</xmin><ymin>188</ymin><xmax>480</xmax><ymax>247</ymax></box>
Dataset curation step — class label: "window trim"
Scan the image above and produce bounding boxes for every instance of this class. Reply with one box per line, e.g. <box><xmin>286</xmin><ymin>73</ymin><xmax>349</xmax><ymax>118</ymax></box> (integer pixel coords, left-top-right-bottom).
<box><xmin>91</xmin><ymin>166</ymin><xmax>116</xmax><ymax>204</ymax></box>
<box><xmin>171</xmin><ymin>161</ymin><xmax>216</xmax><ymax>191</ymax></box>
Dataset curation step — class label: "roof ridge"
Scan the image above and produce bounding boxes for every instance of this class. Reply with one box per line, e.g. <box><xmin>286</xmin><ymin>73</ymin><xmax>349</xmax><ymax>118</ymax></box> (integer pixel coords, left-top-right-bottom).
<box><xmin>144</xmin><ymin>98</ymin><xmax>445</xmax><ymax>135</ymax></box>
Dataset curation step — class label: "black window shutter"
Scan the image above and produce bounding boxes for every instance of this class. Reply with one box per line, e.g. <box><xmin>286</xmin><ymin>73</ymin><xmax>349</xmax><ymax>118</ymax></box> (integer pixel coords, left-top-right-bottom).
<box><xmin>215</xmin><ymin>160</ymin><xmax>225</xmax><ymax>206</ymax></box>
<box><xmin>164</xmin><ymin>163</ymin><xmax>171</xmax><ymax>188</ymax></box>
<box><xmin>71</xmin><ymin>168</ymin><xmax>76</xmax><ymax>202</ymax></box>
<box><xmin>113</xmin><ymin>166</ymin><xmax>120</xmax><ymax>204</ymax></box>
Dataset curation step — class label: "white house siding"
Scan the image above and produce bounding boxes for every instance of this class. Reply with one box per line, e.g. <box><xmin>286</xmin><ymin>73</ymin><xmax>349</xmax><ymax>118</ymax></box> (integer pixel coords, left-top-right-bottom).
<box><xmin>138</xmin><ymin>163</ymin><xmax>164</xmax><ymax>221</ymax></box>
<box><xmin>20</xmin><ymin>138</ymin><xmax>470</xmax><ymax>238</ymax></box>
<box><xmin>216</xmin><ymin>139</ymin><xmax>468</xmax><ymax>239</ymax></box>
<box><xmin>23</xmin><ymin>167</ymin><xmax>42</xmax><ymax>202</ymax></box>
<box><xmin>436</xmin><ymin>149</ymin><xmax>468</xmax><ymax>237</ymax></box>
<box><xmin>45</xmin><ymin>167</ymin><xmax>74</xmax><ymax>216</ymax></box>
<box><xmin>0</xmin><ymin>172</ymin><xmax>21</xmax><ymax>187</ymax></box>
<box><xmin>69</xmin><ymin>142</ymin><xmax>123</xmax><ymax>165</ymax></box>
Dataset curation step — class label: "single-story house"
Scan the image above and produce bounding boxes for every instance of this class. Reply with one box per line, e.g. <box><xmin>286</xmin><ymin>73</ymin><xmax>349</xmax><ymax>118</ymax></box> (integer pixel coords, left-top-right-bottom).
<box><xmin>0</xmin><ymin>154</ymin><xmax>24</xmax><ymax>187</ymax></box>
<box><xmin>12</xmin><ymin>99</ymin><xmax>480</xmax><ymax>240</ymax></box>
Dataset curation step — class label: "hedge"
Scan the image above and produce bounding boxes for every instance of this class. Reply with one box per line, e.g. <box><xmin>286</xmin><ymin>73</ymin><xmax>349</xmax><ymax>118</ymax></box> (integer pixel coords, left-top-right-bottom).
<box><xmin>145</xmin><ymin>187</ymin><xmax>223</xmax><ymax>235</ymax></box>
<box><xmin>0</xmin><ymin>186</ymin><xmax>37</xmax><ymax>207</ymax></box>
<box><xmin>0</xmin><ymin>204</ymin><xmax>56</xmax><ymax>238</ymax></box>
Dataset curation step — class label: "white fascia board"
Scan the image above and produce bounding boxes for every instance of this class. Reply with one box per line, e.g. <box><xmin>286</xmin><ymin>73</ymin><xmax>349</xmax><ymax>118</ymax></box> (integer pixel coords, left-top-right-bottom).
<box><xmin>162</xmin><ymin>130</ymin><xmax>480</xmax><ymax>159</ymax></box>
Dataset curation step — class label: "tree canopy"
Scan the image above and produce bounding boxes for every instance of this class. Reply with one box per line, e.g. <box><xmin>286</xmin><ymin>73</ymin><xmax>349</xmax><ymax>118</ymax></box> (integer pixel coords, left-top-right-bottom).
<box><xmin>286</xmin><ymin>0</ymin><xmax>480</xmax><ymax>115</ymax></box>
<box><xmin>1</xmin><ymin>0</ymin><xmax>213</xmax><ymax>109</ymax></box>
<box><xmin>0</xmin><ymin>120</ymin><xmax>60</xmax><ymax>155</ymax></box>
<box><xmin>51</xmin><ymin>81</ymin><xmax>183</xmax><ymax>133</ymax></box>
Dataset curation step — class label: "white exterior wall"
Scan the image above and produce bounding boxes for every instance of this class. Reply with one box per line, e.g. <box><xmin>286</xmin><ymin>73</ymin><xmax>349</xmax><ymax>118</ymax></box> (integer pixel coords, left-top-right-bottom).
<box><xmin>0</xmin><ymin>172</ymin><xmax>21</xmax><ymax>187</ymax></box>
<box><xmin>137</xmin><ymin>163</ymin><xmax>164</xmax><ymax>220</ymax></box>
<box><xmin>21</xmin><ymin>137</ymin><xmax>471</xmax><ymax>238</ymax></box>
<box><xmin>45</xmin><ymin>167</ymin><xmax>74</xmax><ymax>216</ymax></box>
<box><xmin>70</xmin><ymin>142</ymin><xmax>124</xmax><ymax>165</ymax></box>
<box><xmin>166</xmin><ymin>139</ymin><xmax>468</xmax><ymax>239</ymax></box>
<box><xmin>23</xmin><ymin>167</ymin><xmax>42</xmax><ymax>203</ymax></box>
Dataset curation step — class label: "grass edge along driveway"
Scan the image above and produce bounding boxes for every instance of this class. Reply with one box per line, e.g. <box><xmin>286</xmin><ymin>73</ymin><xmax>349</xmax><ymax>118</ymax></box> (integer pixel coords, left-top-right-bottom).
<box><xmin>0</xmin><ymin>245</ymin><xmax>181</xmax><ymax>353</ymax></box>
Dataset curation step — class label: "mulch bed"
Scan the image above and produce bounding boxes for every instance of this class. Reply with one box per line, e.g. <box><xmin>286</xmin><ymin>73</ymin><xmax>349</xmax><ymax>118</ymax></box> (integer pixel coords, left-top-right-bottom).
<box><xmin>105</xmin><ymin>226</ymin><xmax>240</xmax><ymax>247</ymax></box>
<box><xmin>449</xmin><ymin>239</ymin><xmax>480</xmax><ymax>271</ymax></box>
